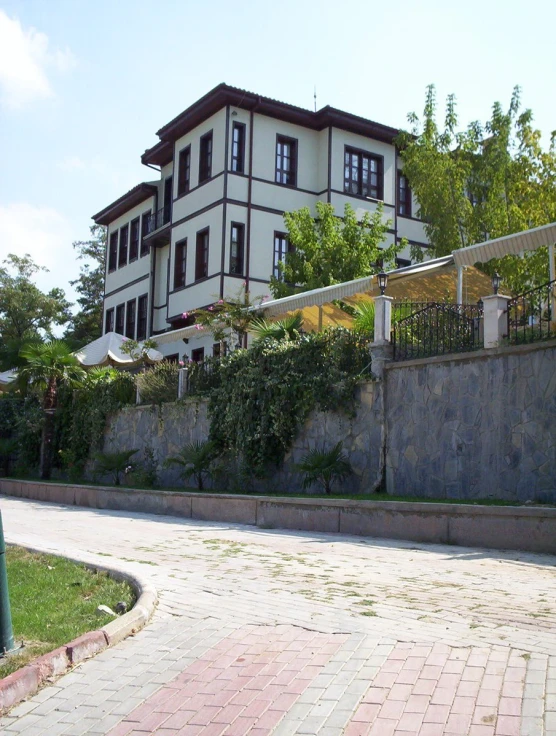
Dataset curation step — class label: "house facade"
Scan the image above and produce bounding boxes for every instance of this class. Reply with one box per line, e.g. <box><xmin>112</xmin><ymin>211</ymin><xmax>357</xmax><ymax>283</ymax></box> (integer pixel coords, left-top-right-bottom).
<box><xmin>92</xmin><ymin>84</ymin><xmax>429</xmax><ymax>361</ymax></box>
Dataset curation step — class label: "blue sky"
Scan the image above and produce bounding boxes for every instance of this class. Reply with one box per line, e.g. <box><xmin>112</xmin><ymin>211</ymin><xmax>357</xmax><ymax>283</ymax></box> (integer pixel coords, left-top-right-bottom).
<box><xmin>0</xmin><ymin>0</ymin><xmax>554</xmax><ymax>305</ymax></box>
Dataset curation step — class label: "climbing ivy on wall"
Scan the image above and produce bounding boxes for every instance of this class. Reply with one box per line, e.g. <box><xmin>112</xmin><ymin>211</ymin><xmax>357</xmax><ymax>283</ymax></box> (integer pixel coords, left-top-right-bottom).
<box><xmin>206</xmin><ymin>327</ymin><xmax>371</xmax><ymax>477</ymax></box>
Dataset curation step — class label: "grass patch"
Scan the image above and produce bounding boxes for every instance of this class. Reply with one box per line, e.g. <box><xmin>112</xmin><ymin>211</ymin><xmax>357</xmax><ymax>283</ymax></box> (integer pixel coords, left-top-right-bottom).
<box><xmin>0</xmin><ymin>546</ymin><xmax>136</xmax><ymax>679</ymax></box>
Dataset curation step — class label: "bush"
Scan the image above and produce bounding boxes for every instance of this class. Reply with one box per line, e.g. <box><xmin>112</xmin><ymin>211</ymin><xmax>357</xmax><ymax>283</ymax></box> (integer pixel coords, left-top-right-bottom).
<box><xmin>295</xmin><ymin>442</ymin><xmax>353</xmax><ymax>494</ymax></box>
<box><xmin>137</xmin><ymin>361</ymin><xmax>180</xmax><ymax>405</ymax></box>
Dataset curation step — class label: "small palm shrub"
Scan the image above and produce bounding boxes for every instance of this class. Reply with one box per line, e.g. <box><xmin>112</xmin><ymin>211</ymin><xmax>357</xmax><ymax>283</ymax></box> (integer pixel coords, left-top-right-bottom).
<box><xmin>295</xmin><ymin>442</ymin><xmax>353</xmax><ymax>495</ymax></box>
<box><xmin>94</xmin><ymin>449</ymin><xmax>138</xmax><ymax>486</ymax></box>
<box><xmin>249</xmin><ymin>312</ymin><xmax>304</xmax><ymax>342</ymax></box>
<box><xmin>136</xmin><ymin>361</ymin><xmax>180</xmax><ymax>405</ymax></box>
<box><xmin>165</xmin><ymin>440</ymin><xmax>218</xmax><ymax>491</ymax></box>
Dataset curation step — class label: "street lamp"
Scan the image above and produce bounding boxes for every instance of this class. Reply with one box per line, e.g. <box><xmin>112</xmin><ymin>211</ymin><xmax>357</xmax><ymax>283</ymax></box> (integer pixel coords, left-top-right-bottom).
<box><xmin>492</xmin><ymin>272</ymin><xmax>501</xmax><ymax>295</ymax></box>
<box><xmin>377</xmin><ymin>271</ymin><xmax>388</xmax><ymax>296</ymax></box>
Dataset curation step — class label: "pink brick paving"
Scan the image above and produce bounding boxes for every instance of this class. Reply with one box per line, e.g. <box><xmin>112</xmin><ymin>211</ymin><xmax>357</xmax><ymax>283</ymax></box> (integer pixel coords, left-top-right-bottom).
<box><xmin>106</xmin><ymin>624</ymin><xmax>347</xmax><ymax>736</ymax></box>
<box><xmin>344</xmin><ymin>642</ymin><xmax>526</xmax><ymax>736</ymax></box>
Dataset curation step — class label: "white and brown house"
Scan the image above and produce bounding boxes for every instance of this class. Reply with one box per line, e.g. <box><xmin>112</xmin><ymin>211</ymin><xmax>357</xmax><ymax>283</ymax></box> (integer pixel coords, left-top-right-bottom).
<box><xmin>92</xmin><ymin>84</ymin><xmax>429</xmax><ymax>361</ymax></box>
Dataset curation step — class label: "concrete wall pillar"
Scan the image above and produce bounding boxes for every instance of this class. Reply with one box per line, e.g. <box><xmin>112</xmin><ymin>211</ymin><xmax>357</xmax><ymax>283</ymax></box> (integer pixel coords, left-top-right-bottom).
<box><xmin>373</xmin><ymin>295</ymin><xmax>393</xmax><ymax>344</ymax></box>
<box><xmin>482</xmin><ymin>294</ymin><xmax>512</xmax><ymax>348</ymax></box>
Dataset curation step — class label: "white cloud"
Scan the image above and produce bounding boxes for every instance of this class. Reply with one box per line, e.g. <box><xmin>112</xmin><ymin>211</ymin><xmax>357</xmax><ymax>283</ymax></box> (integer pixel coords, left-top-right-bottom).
<box><xmin>0</xmin><ymin>203</ymin><xmax>79</xmax><ymax>305</ymax></box>
<box><xmin>0</xmin><ymin>11</ymin><xmax>76</xmax><ymax>109</ymax></box>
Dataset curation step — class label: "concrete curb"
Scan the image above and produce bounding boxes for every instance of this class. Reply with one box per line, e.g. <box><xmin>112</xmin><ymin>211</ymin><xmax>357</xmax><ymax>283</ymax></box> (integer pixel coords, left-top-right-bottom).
<box><xmin>0</xmin><ymin>548</ymin><xmax>158</xmax><ymax>714</ymax></box>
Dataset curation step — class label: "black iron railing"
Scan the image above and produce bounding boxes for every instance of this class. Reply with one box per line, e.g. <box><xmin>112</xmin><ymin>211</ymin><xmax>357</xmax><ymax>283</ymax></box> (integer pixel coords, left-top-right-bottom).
<box><xmin>392</xmin><ymin>302</ymin><xmax>483</xmax><ymax>362</ymax></box>
<box><xmin>145</xmin><ymin>205</ymin><xmax>171</xmax><ymax>236</ymax></box>
<box><xmin>181</xmin><ymin>358</ymin><xmax>221</xmax><ymax>396</ymax></box>
<box><xmin>506</xmin><ymin>280</ymin><xmax>556</xmax><ymax>344</ymax></box>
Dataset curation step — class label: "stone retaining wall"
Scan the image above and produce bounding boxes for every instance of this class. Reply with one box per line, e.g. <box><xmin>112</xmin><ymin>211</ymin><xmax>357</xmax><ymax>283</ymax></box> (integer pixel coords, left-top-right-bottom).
<box><xmin>2</xmin><ymin>479</ymin><xmax>556</xmax><ymax>555</ymax></box>
<box><xmin>384</xmin><ymin>341</ymin><xmax>556</xmax><ymax>502</ymax></box>
<box><xmin>104</xmin><ymin>383</ymin><xmax>384</xmax><ymax>494</ymax></box>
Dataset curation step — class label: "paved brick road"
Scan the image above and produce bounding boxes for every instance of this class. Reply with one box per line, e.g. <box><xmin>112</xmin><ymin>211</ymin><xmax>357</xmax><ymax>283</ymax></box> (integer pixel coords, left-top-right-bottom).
<box><xmin>0</xmin><ymin>497</ymin><xmax>555</xmax><ymax>735</ymax></box>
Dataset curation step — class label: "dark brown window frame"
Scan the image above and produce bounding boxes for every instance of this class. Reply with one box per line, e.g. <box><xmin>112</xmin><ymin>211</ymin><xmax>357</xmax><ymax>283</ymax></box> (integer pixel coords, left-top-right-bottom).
<box><xmin>174</xmin><ymin>238</ymin><xmax>187</xmax><ymax>289</ymax></box>
<box><xmin>229</xmin><ymin>222</ymin><xmax>245</xmax><ymax>276</ymax></box>
<box><xmin>199</xmin><ymin>131</ymin><xmax>213</xmax><ymax>184</ymax></box>
<box><xmin>195</xmin><ymin>228</ymin><xmax>209</xmax><ymax>281</ymax></box>
<box><xmin>118</xmin><ymin>224</ymin><xmax>129</xmax><ymax>268</ymax></box>
<box><xmin>129</xmin><ymin>217</ymin><xmax>140</xmax><ymax>262</ymax></box>
<box><xmin>105</xmin><ymin>307</ymin><xmax>114</xmax><ymax>334</ymax></box>
<box><xmin>108</xmin><ymin>232</ymin><xmax>118</xmax><ymax>272</ymax></box>
<box><xmin>140</xmin><ymin>210</ymin><xmax>151</xmax><ymax>257</ymax></box>
<box><xmin>231</xmin><ymin>122</ymin><xmax>246</xmax><ymax>174</ymax></box>
<box><xmin>177</xmin><ymin>145</ymin><xmax>191</xmax><ymax>196</ymax></box>
<box><xmin>397</xmin><ymin>171</ymin><xmax>412</xmax><ymax>217</ymax></box>
<box><xmin>275</xmin><ymin>134</ymin><xmax>298</xmax><ymax>187</ymax></box>
<box><xmin>273</xmin><ymin>231</ymin><xmax>293</xmax><ymax>279</ymax></box>
<box><xmin>115</xmin><ymin>303</ymin><xmax>125</xmax><ymax>335</ymax></box>
<box><xmin>137</xmin><ymin>293</ymin><xmax>148</xmax><ymax>341</ymax></box>
<box><xmin>343</xmin><ymin>146</ymin><xmax>383</xmax><ymax>201</ymax></box>
<box><xmin>125</xmin><ymin>298</ymin><xmax>136</xmax><ymax>339</ymax></box>
<box><xmin>191</xmin><ymin>347</ymin><xmax>205</xmax><ymax>363</ymax></box>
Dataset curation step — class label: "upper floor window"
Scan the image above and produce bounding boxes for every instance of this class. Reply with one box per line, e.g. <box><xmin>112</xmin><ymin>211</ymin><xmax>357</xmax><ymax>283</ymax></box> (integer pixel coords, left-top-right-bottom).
<box><xmin>115</xmin><ymin>303</ymin><xmax>125</xmax><ymax>335</ymax></box>
<box><xmin>273</xmin><ymin>231</ymin><xmax>293</xmax><ymax>279</ymax></box>
<box><xmin>174</xmin><ymin>239</ymin><xmax>187</xmax><ymax>289</ymax></box>
<box><xmin>344</xmin><ymin>147</ymin><xmax>382</xmax><ymax>200</ymax></box>
<box><xmin>125</xmin><ymin>299</ymin><xmax>136</xmax><ymax>339</ymax></box>
<box><xmin>230</xmin><ymin>223</ymin><xmax>245</xmax><ymax>275</ymax></box>
<box><xmin>105</xmin><ymin>308</ymin><xmax>114</xmax><ymax>334</ymax></box>
<box><xmin>275</xmin><ymin>135</ymin><xmax>297</xmax><ymax>187</ymax></box>
<box><xmin>137</xmin><ymin>294</ymin><xmax>148</xmax><ymax>341</ymax></box>
<box><xmin>231</xmin><ymin>122</ymin><xmax>246</xmax><ymax>173</ymax></box>
<box><xmin>118</xmin><ymin>224</ymin><xmax>129</xmax><ymax>268</ymax></box>
<box><xmin>177</xmin><ymin>145</ymin><xmax>191</xmax><ymax>196</ymax></box>
<box><xmin>129</xmin><ymin>218</ymin><xmax>140</xmax><ymax>261</ymax></box>
<box><xmin>395</xmin><ymin>257</ymin><xmax>411</xmax><ymax>269</ymax></box>
<box><xmin>195</xmin><ymin>228</ymin><xmax>209</xmax><ymax>281</ymax></box>
<box><xmin>199</xmin><ymin>131</ymin><xmax>213</xmax><ymax>184</ymax></box>
<box><xmin>397</xmin><ymin>172</ymin><xmax>412</xmax><ymax>217</ymax></box>
<box><xmin>140</xmin><ymin>210</ymin><xmax>151</xmax><ymax>257</ymax></box>
<box><xmin>108</xmin><ymin>232</ymin><xmax>118</xmax><ymax>272</ymax></box>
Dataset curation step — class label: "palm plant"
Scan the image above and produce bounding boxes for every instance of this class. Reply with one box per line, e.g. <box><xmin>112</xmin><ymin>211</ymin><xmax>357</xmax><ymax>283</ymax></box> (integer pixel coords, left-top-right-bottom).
<box><xmin>19</xmin><ymin>340</ymin><xmax>85</xmax><ymax>479</ymax></box>
<box><xmin>352</xmin><ymin>300</ymin><xmax>375</xmax><ymax>337</ymax></box>
<box><xmin>165</xmin><ymin>440</ymin><xmax>218</xmax><ymax>490</ymax></box>
<box><xmin>249</xmin><ymin>312</ymin><xmax>304</xmax><ymax>342</ymax></box>
<box><xmin>94</xmin><ymin>449</ymin><xmax>138</xmax><ymax>486</ymax></box>
<box><xmin>295</xmin><ymin>442</ymin><xmax>353</xmax><ymax>495</ymax></box>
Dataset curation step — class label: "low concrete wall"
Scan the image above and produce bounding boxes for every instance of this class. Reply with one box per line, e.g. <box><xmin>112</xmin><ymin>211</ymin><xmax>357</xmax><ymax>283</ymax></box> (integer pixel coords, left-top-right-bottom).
<box><xmin>2</xmin><ymin>479</ymin><xmax>556</xmax><ymax>555</ymax></box>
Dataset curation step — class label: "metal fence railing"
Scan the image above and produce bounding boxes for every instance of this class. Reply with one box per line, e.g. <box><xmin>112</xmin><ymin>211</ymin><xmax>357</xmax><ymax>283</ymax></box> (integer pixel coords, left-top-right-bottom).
<box><xmin>506</xmin><ymin>280</ymin><xmax>556</xmax><ymax>345</ymax></box>
<box><xmin>392</xmin><ymin>302</ymin><xmax>484</xmax><ymax>362</ymax></box>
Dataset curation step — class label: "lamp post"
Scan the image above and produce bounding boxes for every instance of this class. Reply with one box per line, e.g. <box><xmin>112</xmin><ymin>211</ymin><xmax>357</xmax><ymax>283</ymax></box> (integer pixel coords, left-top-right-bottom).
<box><xmin>491</xmin><ymin>272</ymin><xmax>501</xmax><ymax>295</ymax></box>
<box><xmin>0</xmin><ymin>510</ymin><xmax>15</xmax><ymax>655</ymax></box>
<box><xmin>377</xmin><ymin>270</ymin><xmax>388</xmax><ymax>296</ymax></box>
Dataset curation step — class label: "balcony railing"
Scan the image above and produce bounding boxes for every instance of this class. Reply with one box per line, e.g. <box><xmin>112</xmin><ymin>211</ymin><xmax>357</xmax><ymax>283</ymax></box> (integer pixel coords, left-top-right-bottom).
<box><xmin>145</xmin><ymin>205</ymin><xmax>171</xmax><ymax>236</ymax></box>
<box><xmin>392</xmin><ymin>302</ymin><xmax>484</xmax><ymax>362</ymax></box>
<box><xmin>506</xmin><ymin>280</ymin><xmax>556</xmax><ymax>344</ymax></box>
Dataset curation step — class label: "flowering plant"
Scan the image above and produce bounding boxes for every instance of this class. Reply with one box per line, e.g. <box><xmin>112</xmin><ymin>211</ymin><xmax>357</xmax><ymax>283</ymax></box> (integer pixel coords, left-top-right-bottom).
<box><xmin>191</xmin><ymin>285</ymin><xmax>266</xmax><ymax>350</ymax></box>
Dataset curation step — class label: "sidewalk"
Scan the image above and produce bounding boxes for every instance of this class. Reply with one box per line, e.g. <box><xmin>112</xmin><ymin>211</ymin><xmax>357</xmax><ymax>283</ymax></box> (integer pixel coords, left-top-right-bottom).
<box><xmin>0</xmin><ymin>497</ymin><xmax>555</xmax><ymax>735</ymax></box>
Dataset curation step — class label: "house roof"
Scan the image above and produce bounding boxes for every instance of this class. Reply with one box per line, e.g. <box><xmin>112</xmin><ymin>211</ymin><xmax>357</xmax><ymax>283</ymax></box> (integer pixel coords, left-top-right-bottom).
<box><xmin>142</xmin><ymin>83</ymin><xmax>402</xmax><ymax>166</ymax></box>
<box><xmin>453</xmin><ymin>222</ymin><xmax>556</xmax><ymax>267</ymax></box>
<box><xmin>92</xmin><ymin>182</ymin><xmax>158</xmax><ymax>226</ymax></box>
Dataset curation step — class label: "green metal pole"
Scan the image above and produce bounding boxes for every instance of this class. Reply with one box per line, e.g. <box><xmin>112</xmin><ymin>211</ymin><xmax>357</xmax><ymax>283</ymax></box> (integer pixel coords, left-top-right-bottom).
<box><xmin>0</xmin><ymin>510</ymin><xmax>15</xmax><ymax>654</ymax></box>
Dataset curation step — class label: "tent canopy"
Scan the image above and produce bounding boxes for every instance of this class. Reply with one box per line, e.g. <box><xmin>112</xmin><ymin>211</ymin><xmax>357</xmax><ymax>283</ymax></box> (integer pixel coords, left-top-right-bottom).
<box><xmin>73</xmin><ymin>332</ymin><xmax>163</xmax><ymax>367</ymax></box>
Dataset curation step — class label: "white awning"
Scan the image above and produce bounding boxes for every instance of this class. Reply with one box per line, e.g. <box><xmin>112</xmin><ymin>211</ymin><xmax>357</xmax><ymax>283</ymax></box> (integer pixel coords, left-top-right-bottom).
<box><xmin>73</xmin><ymin>332</ymin><xmax>163</xmax><ymax>367</ymax></box>
<box><xmin>453</xmin><ymin>222</ymin><xmax>556</xmax><ymax>267</ymax></box>
<box><xmin>153</xmin><ymin>256</ymin><xmax>455</xmax><ymax>343</ymax></box>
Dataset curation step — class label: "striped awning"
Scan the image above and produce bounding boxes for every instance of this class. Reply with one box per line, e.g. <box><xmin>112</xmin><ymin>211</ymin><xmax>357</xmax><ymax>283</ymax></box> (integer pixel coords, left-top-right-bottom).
<box><xmin>453</xmin><ymin>222</ymin><xmax>556</xmax><ymax>267</ymax></box>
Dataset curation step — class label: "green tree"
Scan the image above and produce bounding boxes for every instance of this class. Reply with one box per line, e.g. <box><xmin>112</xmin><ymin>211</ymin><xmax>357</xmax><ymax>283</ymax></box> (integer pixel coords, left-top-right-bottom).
<box><xmin>165</xmin><ymin>440</ymin><xmax>218</xmax><ymax>490</ymax></box>
<box><xmin>64</xmin><ymin>225</ymin><xmax>107</xmax><ymax>347</ymax></box>
<box><xmin>397</xmin><ymin>85</ymin><xmax>556</xmax><ymax>293</ymax></box>
<box><xmin>0</xmin><ymin>255</ymin><xmax>72</xmax><ymax>370</ymax></box>
<box><xmin>295</xmin><ymin>442</ymin><xmax>353</xmax><ymax>495</ymax></box>
<box><xmin>19</xmin><ymin>340</ymin><xmax>85</xmax><ymax>480</ymax></box>
<box><xmin>269</xmin><ymin>202</ymin><xmax>401</xmax><ymax>299</ymax></box>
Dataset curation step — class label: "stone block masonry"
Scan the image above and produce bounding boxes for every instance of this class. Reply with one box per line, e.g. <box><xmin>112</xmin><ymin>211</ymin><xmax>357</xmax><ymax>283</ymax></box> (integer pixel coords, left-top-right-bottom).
<box><xmin>91</xmin><ymin>340</ymin><xmax>556</xmax><ymax>501</ymax></box>
<box><xmin>385</xmin><ymin>341</ymin><xmax>556</xmax><ymax>502</ymax></box>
